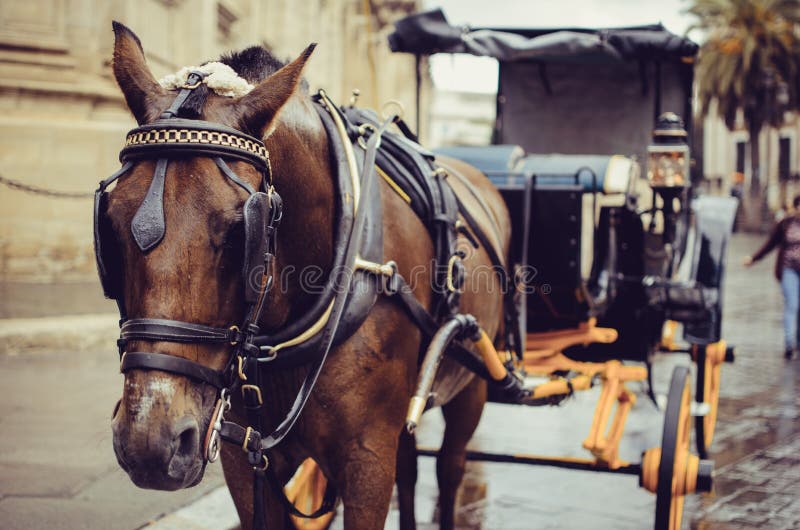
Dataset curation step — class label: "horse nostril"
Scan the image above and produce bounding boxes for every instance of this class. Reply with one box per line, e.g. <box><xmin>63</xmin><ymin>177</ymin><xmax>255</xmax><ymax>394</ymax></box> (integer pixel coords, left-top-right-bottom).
<box><xmin>172</xmin><ymin>417</ymin><xmax>200</xmax><ymax>461</ymax></box>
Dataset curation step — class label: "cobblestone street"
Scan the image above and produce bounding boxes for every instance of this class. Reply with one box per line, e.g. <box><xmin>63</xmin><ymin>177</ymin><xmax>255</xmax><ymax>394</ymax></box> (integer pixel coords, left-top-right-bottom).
<box><xmin>0</xmin><ymin>233</ymin><xmax>797</xmax><ymax>530</ymax></box>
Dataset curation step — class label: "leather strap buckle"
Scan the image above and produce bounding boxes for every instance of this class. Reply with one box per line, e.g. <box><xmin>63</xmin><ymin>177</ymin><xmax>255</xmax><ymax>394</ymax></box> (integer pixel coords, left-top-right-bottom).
<box><xmin>181</xmin><ymin>70</ymin><xmax>206</xmax><ymax>90</ymax></box>
<box><xmin>252</xmin><ymin>453</ymin><xmax>269</xmax><ymax>472</ymax></box>
<box><xmin>446</xmin><ymin>253</ymin><xmax>465</xmax><ymax>293</ymax></box>
<box><xmin>241</xmin><ymin>426</ymin><xmax>262</xmax><ymax>453</ymax></box>
<box><xmin>237</xmin><ymin>356</ymin><xmax>248</xmax><ymax>381</ymax></box>
<box><xmin>228</xmin><ymin>325</ymin><xmax>240</xmax><ymax>345</ymax></box>
<box><xmin>241</xmin><ymin>384</ymin><xmax>263</xmax><ymax>406</ymax></box>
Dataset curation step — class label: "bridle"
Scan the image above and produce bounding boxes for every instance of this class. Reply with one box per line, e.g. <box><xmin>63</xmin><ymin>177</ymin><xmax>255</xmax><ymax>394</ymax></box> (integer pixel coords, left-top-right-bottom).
<box><xmin>95</xmin><ymin>72</ymin><xmax>282</xmax><ymax>463</ymax></box>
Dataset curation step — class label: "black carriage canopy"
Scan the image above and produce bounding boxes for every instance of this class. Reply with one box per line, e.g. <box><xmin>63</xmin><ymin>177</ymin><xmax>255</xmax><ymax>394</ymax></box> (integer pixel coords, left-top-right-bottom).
<box><xmin>389</xmin><ymin>9</ymin><xmax>698</xmax><ymax>157</ymax></box>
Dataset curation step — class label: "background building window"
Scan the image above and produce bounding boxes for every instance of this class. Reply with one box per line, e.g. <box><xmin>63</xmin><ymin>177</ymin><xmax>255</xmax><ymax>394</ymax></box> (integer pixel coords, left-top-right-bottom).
<box><xmin>735</xmin><ymin>140</ymin><xmax>746</xmax><ymax>174</ymax></box>
<box><xmin>779</xmin><ymin>136</ymin><xmax>791</xmax><ymax>181</ymax></box>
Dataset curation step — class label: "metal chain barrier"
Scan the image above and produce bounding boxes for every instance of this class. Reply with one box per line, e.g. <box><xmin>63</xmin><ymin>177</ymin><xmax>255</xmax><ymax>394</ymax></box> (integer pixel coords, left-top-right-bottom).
<box><xmin>0</xmin><ymin>172</ymin><xmax>93</xmax><ymax>199</ymax></box>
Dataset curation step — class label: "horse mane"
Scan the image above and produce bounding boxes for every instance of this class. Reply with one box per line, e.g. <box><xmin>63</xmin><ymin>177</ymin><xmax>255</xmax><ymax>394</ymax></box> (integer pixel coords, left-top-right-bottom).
<box><xmin>176</xmin><ymin>45</ymin><xmax>307</xmax><ymax>119</ymax></box>
<box><xmin>217</xmin><ymin>46</ymin><xmax>285</xmax><ymax>83</ymax></box>
<box><xmin>217</xmin><ymin>46</ymin><xmax>309</xmax><ymax>90</ymax></box>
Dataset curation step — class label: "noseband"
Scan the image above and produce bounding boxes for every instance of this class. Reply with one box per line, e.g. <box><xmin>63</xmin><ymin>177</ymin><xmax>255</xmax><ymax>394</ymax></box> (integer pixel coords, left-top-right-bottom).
<box><xmin>94</xmin><ymin>73</ymin><xmax>282</xmax><ymax>458</ymax></box>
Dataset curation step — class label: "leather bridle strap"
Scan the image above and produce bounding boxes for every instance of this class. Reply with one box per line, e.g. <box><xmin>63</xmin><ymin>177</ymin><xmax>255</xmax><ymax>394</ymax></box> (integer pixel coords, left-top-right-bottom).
<box><xmin>121</xmin><ymin>352</ymin><xmax>227</xmax><ymax>389</ymax></box>
<box><xmin>120</xmin><ymin>318</ymin><xmax>243</xmax><ymax>344</ymax></box>
<box><xmin>215</xmin><ymin>158</ymin><xmax>257</xmax><ymax>194</ymax></box>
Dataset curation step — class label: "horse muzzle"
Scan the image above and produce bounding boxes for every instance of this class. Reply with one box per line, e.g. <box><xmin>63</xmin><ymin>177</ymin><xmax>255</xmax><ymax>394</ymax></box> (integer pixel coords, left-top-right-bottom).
<box><xmin>112</xmin><ymin>413</ymin><xmax>205</xmax><ymax>491</ymax></box>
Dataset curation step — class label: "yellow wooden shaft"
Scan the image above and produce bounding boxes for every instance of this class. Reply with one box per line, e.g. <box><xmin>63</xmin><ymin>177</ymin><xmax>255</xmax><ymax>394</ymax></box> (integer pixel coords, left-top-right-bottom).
<box><xmin>531</xmin><ymin>375</ymin><xmax>591</xmax><ymax>398</ymax></box>
<box><xmin>473</xmin><ymin>330</ymin><xmax>508</xmax><ymax>381</ymax></box>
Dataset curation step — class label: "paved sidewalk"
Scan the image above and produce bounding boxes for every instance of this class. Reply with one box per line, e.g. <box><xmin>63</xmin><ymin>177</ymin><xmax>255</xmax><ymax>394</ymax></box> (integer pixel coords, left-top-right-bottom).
<box><xmin>0</xmin><ymin>347</ymin><xmax>226</xmax><ymax>530</ymax></box>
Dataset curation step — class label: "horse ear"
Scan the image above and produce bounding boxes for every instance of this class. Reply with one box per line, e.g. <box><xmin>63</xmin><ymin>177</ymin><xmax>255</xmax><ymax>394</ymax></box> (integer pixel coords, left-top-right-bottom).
<box><xmin>111</xmin><ymin>21</ymin><xmax>168</xmax><ymax>124</ymax></box>
<box><xmin>236</xmin><ymin>43</ymin><xmax>317</xmax><ymax>138</ymax></box>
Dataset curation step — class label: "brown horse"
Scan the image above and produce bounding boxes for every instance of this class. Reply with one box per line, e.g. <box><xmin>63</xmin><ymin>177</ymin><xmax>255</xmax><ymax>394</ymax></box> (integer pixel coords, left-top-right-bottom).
<box><xmin>107</xmin><ymin>23</ymin><xmax>510</xmax><ymax>530</ymax></box>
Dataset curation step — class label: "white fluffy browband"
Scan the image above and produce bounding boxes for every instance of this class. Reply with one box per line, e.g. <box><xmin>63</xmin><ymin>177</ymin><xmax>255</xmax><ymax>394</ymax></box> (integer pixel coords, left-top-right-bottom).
<box><xmin>158</xmin><ymin>62</ymin><xmax>254</xmax><ymax>97</ymax></box>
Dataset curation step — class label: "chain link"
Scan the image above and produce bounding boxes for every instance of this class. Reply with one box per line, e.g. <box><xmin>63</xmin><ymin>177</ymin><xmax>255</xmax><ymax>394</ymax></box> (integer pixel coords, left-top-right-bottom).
<box><xmin>0</xmin><ymin>173</ymin><xmax>93</xmax><ymax>199</ymax></box>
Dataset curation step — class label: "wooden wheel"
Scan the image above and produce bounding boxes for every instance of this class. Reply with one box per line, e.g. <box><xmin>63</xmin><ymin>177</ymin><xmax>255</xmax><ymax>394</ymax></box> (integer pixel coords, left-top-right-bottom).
<box><xmin>284</xmin><ymin>458</ymin><xmax>335</xmax><ymax>530</ymax></box>
<box><xmin>642</xmin><ymin>366</ymin><xmax>692</xmax><ymax>530</ymax></box>
<box><xmin>641</xmin><ymin>367</ymin><xmax>714</xmax><ymax>529</ymax></box>
<box><xmin>694</xmin><ymin>342</ymin><xmax>723</xmax><ymax>458</ymax></box>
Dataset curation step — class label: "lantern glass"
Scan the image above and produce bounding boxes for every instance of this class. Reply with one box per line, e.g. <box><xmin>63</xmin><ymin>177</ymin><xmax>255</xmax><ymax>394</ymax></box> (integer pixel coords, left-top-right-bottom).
<box><xmin>647</xmin><ymin>145</ymin><xmax>689</xmax><ymax>188</ymax></box>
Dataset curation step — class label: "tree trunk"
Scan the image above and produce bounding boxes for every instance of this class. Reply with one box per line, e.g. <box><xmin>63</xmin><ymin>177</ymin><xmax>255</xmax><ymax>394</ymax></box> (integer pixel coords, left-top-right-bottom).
<box><xmin>749</xmin><ymin>124</ymin><xmax>760</xmax><ymax>194</ymax></box>
<box><xmin>742</xmin><ymin>125</ymin><xmax>767</xmax><ymax>231</ymax></box>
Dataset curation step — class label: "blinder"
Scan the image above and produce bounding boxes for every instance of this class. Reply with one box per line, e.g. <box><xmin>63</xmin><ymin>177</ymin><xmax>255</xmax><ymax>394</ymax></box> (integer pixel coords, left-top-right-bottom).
<box><xmin>94</xmin><ymin>162</ymin><xmax>133</xmax><ymax>301</ymax></box>
<box><xmin>242</xmin><ymin>191</ymin><xmax>282</xmax><ymax>303</ymax></box>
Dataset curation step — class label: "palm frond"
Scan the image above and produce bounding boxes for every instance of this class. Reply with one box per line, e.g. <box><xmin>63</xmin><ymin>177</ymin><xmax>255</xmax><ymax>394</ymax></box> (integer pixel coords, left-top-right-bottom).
<box><xmin>688</xmin><ymin>0</ymin><xmax>800</xmax><ymax>132</ymax></box>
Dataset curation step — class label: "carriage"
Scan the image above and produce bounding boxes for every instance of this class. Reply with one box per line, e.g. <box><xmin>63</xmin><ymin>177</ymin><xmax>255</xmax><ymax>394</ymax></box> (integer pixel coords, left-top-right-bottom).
<box><xmin>101</xmin><ymin>14</ymin><xmax>738</xmax><ymax>530</ymax></box>
<box><xmin>384</xmin><ymin>8</ymin><xmax>739</xmax><ymax>529</ymax></box>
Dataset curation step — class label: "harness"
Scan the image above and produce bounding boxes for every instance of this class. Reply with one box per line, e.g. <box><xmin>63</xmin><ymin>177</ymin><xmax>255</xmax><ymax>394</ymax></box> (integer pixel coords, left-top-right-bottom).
<box><xmin>95</xmin><ymin>73</ymin><xmax>523</xmax><ymax>530</ymax></box>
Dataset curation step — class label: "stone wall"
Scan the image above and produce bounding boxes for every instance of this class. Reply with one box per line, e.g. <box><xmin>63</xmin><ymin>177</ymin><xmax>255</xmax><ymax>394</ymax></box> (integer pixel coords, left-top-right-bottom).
<box><xmin>0</xmin><ymin>0</ymin><xmax>425</xmax><ymax>282</ymax></box>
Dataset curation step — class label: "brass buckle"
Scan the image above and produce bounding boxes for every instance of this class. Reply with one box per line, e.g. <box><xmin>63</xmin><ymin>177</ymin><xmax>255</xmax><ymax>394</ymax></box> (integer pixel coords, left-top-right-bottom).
<box><xmin>181</xmin><ymin>79</ymin><xmax>203</xmax><ymax>90</ymax></box>
<box><xmin>237</xmin><ymin>356</ymin><xmax>248</xmax><ymax>381</ymax></box>
<box><xmin>242</xmin><ymin>426</ymin><xmax>254</xmax><ymax>452</ymax></box>
<box><xmin>241</xmin><ymin>384</ymin><xmax>263</xmax><ymax>406</ymax></box>
<box><xmin>229</xmin><ymin>325</ymin><xmax>240</xmax><ymax>345</ymax></box>
<box><xmin>253</xmin><ymin>454</ymin><xmax>269</xmax><ymax>472</ymax></box>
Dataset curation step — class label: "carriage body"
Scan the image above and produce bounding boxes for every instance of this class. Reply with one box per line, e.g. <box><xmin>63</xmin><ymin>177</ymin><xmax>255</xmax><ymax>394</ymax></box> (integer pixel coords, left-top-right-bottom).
<box><xmin>388</xmin><ymin>10</ymin><xmax>738</xmax><ymax>528</ymax></box>
<box><xmin>396</xmin><ymin>12</ymin><xmax>739</xmax><ymax>362</ymax></box>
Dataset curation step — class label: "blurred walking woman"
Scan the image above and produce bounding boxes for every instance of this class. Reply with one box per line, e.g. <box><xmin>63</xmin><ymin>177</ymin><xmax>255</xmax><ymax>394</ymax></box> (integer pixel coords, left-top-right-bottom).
<box><xmin>744</xmin><ymin>195</ymin><xmax>800</xmax><ymax>359</ymax></box>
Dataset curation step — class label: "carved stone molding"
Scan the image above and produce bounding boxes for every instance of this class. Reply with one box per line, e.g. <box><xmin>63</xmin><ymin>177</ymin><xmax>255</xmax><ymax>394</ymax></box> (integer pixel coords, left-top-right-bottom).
<box><xmin>0</xmin><ymin>0</ymin><xmax>68</xmax><ymax>51</ymax></box>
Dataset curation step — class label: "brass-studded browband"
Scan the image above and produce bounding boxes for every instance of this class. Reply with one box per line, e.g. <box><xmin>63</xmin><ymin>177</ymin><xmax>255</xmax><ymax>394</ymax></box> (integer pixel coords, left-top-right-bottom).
<box><xmin>119</xmin><ymin>118</ymin><xmax>270</xmax><ymax>173</ymax></box>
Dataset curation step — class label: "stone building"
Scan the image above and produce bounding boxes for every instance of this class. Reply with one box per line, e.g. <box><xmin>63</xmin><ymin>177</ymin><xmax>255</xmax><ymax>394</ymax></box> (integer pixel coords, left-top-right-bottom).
<box><xmin>703</xmin><ymin>109</ymin><xmax>800</xmax><ymax>220</ymax></box>
<box><xmin>0</xmin><ymin>0</ymin><xmax>424</xmax><ymax>282</ymax></box>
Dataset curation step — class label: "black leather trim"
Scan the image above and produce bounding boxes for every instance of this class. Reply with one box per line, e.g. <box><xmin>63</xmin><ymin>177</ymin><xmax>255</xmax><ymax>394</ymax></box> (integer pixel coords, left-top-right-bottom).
<box><xmin>120</xmin><ymin>318</ymin><xmax>237</xmax><ymax>343</ymax></box>
<box><xmin>130</xmin><ymin>158</ymin><xmax>169</xmax><ymax>252</ymax></box>
<box><xmin>121</xmin><ymin>351</ymin><xmax>226</xmax><ymax>388</ymax></box>
<box><xmin>242</xmin><ymin>192</ymin><xmax>270</xmax><ymax>303</ymax></box>
<box><xmin>216</xmin><ymin>158</ymin><xmax>256</xmax><ymax>195</ymax></box>
<box><xmin>93</xmin><ymin>162</ymin><xmax>133</xmax><ymax>300</ymax></box>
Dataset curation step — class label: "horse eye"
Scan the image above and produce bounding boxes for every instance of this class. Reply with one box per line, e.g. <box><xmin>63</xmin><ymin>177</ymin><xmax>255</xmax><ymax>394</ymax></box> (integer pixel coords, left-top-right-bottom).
<box><xmin>221</xmin><ymin>220</ymin><xmax>244</xmax><ymax>249</ymax></box>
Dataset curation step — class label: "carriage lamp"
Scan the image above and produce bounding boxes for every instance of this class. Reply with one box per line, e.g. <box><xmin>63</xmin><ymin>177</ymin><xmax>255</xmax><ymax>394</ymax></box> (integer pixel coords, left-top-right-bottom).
<box><xmin>646</xmin><ymin>112</ymin><xmax>689</xmax><ymax>189</ymax></box>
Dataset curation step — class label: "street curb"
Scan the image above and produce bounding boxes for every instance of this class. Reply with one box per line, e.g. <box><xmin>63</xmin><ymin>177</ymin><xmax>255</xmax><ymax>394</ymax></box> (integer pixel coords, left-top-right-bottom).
<box><xmin>143</xmin><ymin>486</ymin><xmax>238</xmax><ymax>530</ymax></box>
<box><xmin>0</xmin><ymin>313</ymin><xmax>119</xmax><ymax>355</ymax></box>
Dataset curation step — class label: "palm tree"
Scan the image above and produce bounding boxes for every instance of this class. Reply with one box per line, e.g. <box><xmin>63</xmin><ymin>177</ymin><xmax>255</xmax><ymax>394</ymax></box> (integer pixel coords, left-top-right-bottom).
<box><xmin>689</xmin><ymin>0</ymin><xmax>800</xmax><ymax>227</ymax></box>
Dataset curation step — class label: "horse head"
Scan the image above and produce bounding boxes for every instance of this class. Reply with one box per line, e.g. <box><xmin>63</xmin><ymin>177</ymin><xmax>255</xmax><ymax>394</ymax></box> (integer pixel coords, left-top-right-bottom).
<box><xmin>106</xmin><ymin>22</ymin><xmax>315</xmax><ymax>491</ymax></box>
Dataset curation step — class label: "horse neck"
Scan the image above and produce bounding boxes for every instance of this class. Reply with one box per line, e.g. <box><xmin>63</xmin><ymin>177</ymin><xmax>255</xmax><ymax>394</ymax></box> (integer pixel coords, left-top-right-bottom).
<box><xmin>262</xmin><ymin>95</ymin><xmax>335</xmax><ymax>330</ymax></box>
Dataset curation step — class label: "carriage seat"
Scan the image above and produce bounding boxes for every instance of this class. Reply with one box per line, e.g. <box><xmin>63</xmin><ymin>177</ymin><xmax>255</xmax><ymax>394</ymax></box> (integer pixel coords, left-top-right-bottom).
<box><xmin>432</xmin><ymin>144</ymin><xmax>526</xmax><ymax>183</ymax></box>
<box><xmin>431</xmin><ymin>148</ymin><xmax>635</xmax><ymax>196</ymax></box>
<box><xmin>520</xmin><ymin>154</ymin><xmax>634</xmax><ymax>194</ymax></box>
